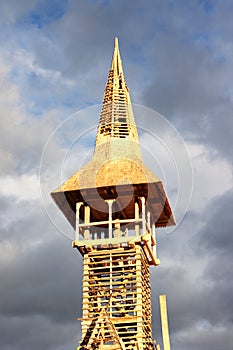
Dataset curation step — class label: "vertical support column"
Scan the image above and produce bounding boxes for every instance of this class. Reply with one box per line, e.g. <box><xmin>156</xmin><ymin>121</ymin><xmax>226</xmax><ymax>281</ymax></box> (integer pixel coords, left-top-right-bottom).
<box><xmin>141</xmin><ymin>197</ymin><xmax>146</xmax><ymax>234</ymax></box>
<box><xmin>147</xmin><ymin>211</ymin><xmax>151</xmax><ymax>232</ymax></box>
<box><xmin>159</xmin><ymin>294</ymin><xmax>171</xmax><ymax>350</ymax></box>
<box><xmin>147</xmin><ymin>210</ymin><xmax>152</xmax><ymax>248</ymax></box>
<box><xmin>84</xmin><ymin>205</ymin><xmax>90</xmax><ymax>240</ymax></box>
<box><xmin>152</xmin><ymin>224</ymin><xmax>157</xmax><ymax>259</ymax></box>
<box><xmin>114</xmin><ymin>219</ymin><xmax>121</xmax><ymax>238</ymax></box>
<box><xmin>109</xmin><ymin>252</ymin><xmax>112</xmax><ymax>317</ymax></box>
<box><xmin>106</xmin><ymin>200</ymin><xmax>114</xmax><ymax>239</ymax></box>
<box><xmin>82</xmin><ymin>254</ymin><xmax>90</xmax><ymax>337</ymax></box>
<box><xmin>135</xmin><ymin>200</ymin><xmax>140</xmax><ymax>236</ymax></box>
<box><xmin>135</xmin><ymin>246</ymin><xmax>144</xmax><ymax>350</ymax></box>
<box><xmin>75</xmin><ymin>202</ymin><xmax>83</xmax><ymax>241</ymax></box>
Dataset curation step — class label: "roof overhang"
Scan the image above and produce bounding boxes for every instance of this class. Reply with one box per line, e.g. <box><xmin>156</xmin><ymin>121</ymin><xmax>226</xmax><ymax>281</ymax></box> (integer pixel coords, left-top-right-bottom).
<box><xmin>51</xmin><ymin>181</ymin><xmax>176</xmax><ymax>229</ymax></box>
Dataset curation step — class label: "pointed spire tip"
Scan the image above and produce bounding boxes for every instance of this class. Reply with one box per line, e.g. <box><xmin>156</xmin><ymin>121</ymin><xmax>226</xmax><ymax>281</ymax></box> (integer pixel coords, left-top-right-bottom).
<box><xmin>114</xmin><ymin>37</ymin><xmax>119</xmax><ymax>48</ymax></box>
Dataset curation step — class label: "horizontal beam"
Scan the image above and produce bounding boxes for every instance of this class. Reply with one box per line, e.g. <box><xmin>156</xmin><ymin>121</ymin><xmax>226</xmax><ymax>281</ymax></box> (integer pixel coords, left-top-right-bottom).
<box><xmin>78</xmin><ymin>218</ymin><xmax>143</xmax><ymax>228</ymax></box>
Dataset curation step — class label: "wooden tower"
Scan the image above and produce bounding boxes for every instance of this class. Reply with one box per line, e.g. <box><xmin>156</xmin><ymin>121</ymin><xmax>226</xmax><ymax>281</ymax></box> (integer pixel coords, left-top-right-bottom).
<box><xmin>51</xmin><ymin>38</ymin><xmax>175</xmax><ymax>350</ymax></box>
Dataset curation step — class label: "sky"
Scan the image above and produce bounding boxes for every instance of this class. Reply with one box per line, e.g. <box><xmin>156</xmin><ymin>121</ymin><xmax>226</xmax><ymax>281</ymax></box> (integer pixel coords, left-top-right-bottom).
<box><xmin>0</xmin><ymin>0</ymin><xmax>233</xmax><ymax>349</ymax></box>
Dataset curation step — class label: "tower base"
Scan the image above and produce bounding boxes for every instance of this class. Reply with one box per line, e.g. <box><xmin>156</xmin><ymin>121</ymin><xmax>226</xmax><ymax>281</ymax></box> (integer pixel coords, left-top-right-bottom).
<box><xmin>78</xmin><ymin>243</ymin><xmax>155</xmax><ymax>349</ymax></box>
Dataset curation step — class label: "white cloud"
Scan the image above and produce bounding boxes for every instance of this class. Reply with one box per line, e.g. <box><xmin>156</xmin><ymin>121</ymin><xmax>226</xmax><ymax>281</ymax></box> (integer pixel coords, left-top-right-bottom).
<box><xmin>14</xmin><ymin>48</ymin><xmax>62</xmax><ymax>80</ymax></box>
<box><xmin>174</xmin><ymin>320</ymin><xmax>233</xmax><ymax>350</ymax></box>
<box><xmin>0</xmin><ymin>174</ymin><xmax>40</xmax><ymax>201</ymax></box>
<box><xmin>188</xmin><ymin>143</ymin><xmax>233</xmax><ymax>212</ymax></box>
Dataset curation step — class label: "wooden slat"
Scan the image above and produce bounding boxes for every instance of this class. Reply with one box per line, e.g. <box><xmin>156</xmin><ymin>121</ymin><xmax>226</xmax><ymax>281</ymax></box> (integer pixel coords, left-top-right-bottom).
<box><xmin>159</xmin><ymin>295</ymin><xmax>171</xmax><ymax>350</ymax></box>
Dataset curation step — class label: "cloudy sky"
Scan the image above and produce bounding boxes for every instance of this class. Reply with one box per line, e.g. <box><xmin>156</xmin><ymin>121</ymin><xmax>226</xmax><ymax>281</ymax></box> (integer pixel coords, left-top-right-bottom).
<box><xmin>0</xmin><ymin>1</ymin><xmax>233</xmax><ymax>349</ymax></box>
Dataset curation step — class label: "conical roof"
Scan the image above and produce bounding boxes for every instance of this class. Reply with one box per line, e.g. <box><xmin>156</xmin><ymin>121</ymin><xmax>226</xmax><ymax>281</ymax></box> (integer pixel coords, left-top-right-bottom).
<box><xmin>51</xmin><ymin>38</ymin><xmax>175</xmax><ymax>228</ymax></box>
<box><xmin>96</xmin><ymin>37</ymin><xmax>139</xmax><ymax>146</ymax></box>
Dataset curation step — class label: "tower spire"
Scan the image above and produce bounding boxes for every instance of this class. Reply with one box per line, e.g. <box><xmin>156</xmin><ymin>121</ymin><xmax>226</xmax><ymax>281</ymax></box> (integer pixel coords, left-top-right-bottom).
<box><xmin>96</xmin><ymin>37</ymin><xmax>139</xmax><ymax>146</ymax></box>
<box><xmin>51</xmin><ymin>38</ymin><xmax>175</xmax><ymax>229</ymax></box>
<box><xmin>111</xmin><ymin>37</ymin><xmax>123</xmax><ymax>74</ymax></box>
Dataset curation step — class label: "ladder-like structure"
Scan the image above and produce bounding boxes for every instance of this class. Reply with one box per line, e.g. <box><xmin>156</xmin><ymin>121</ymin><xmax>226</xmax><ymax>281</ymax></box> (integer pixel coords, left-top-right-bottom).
<box><xmin>81</xmin><ymin>296</ymin><xmax>126</xmax><ymax>349</ymax></box>
<box><xmin>51</xmin><ymin>38</ymin><xmax>175</xmax><ymax>349</ymax></box>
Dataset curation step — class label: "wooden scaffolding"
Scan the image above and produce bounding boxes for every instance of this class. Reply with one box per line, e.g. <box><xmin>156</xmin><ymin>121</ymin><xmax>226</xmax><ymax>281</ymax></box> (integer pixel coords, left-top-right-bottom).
<box><xmin>72</xmin><ymin>194</ymin><xmax>161</xmax><ymax>349</ymax></box>
<box><xmin>80</xmin><ymin>245</ymin><xmax>152</xmax><ymax>349</ymax></box>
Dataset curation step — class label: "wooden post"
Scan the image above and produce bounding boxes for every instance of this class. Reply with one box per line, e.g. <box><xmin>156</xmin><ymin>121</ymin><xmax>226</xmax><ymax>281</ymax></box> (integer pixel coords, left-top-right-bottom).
<box><xmin>147</xmin><ymin>211</ymin><xmax>151</xmax><ymax>232</ymax></box>
<box><xmin>159</xmin><ymin>294</ymin><xmax>171</xmax><ymax>350</ymax></box>
<box><xmin>84</xmin><ymin>205</ymin><xmax>90</xmax><ymax>240</ymax></box>
<box><xmin>152</xmin><ymin>224</ymin><xmax>157</xmax><ymax>259</ymax></box>
<box><xmin>147</xmin><ymin>210</ymin><xmax>152</xmax><ymax>249</ymax></box>
<box><xmin>109</xmin><ymin>252</ymin><xmax>112</xmax><ymax>317</ymax></box>
<box><xmin>75</xmin><ymin>202</ymin><xmax>83</xmax><ymax>241</ymax></box>
<box><xmin>135</xmin><ymin>200</ymin><xmax>140</xmax><ymax>236</ymax></box>
<box><xmin>141</xmin><ymin>197</ymin><xmax>146</xmax><ymax>234</ymax></box>
<box><xmin>107</xmin><ymin>200</ymin><xmax>114</xmax><ymax>239</ymax></box>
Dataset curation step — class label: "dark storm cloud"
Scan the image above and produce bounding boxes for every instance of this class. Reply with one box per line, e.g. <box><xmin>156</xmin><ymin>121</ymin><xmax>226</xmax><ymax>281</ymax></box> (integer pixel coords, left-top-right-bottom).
<box><xmin>0</xmin><ymin>198</ymin><xmax>82</xmax><ymax>318</ymax></box>
<box><xmin>200</xmin><ymin>189</ymin><xmax>233</xmax><ymax>255</ymax></box>
<box><xmin>150</xmin><ymin>191</ymin><xmax>233</xmax><ymax>350</ymax></box>
<box><xmin>194</xmin><ymin>190</ymin><xmax>233</xmax><ymax>326</ymax></box>
<box><xmin>0</xmin><ymin>314</ymin><xmax>78</xmax><ymax>350</ymax></box>
<box><xmin>0</xmin><ymin>197</ymin><xmax>83</xmax><ymax>349</ymax></box>
<box><xmin>151</xmin><ymin>213</ymin><xmax>208</xmax><ymax>335</ymax></box>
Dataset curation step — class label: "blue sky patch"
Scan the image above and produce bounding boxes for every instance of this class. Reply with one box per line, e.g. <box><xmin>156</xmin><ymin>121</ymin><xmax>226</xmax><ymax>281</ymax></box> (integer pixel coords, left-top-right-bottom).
<box><xmin>18</xmin><ymin>0</ymin><xmax>68</xmax><ymax>28</ymax></box>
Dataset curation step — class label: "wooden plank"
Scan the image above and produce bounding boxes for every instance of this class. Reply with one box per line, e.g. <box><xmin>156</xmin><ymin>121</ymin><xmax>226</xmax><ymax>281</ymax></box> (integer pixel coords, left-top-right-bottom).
<box><xmin>159</xmin><ymin>294</ymin><xmax>171</xmax><ymax>350</ymax></box>
<box><xmin>78</xmin><ymin>218</ymin><xmax>143</xmax><ymax>227</ymax></box>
